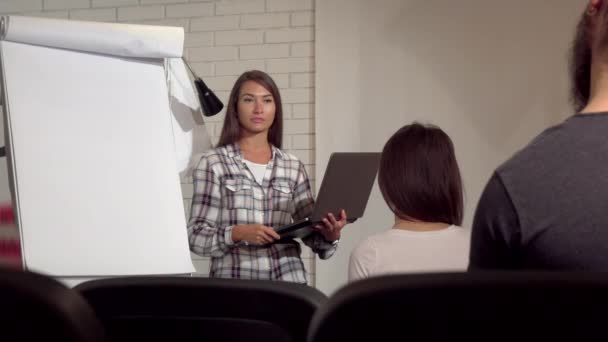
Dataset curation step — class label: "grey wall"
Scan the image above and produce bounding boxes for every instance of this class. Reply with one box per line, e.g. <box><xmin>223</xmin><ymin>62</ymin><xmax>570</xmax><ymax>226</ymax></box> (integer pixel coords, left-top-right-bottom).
<box><xmin>315</xmin><ymin>0</ymin><xmax>586</xmax><ymax>295</ymax></box>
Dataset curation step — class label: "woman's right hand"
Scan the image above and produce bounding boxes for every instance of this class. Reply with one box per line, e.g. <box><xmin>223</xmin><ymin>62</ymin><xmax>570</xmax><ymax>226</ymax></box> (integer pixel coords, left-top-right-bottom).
<box><xmin>232</xmin><ymin>224</ymin><xmax>280</xmax><ymax>246</ymax></box>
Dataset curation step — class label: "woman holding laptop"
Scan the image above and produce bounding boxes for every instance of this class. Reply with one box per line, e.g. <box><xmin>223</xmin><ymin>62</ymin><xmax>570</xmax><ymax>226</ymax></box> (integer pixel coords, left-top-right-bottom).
<box><xmin>187</xmin><ymin>70</ymin><xmax>346</xmax><ymax>284</ymax></box>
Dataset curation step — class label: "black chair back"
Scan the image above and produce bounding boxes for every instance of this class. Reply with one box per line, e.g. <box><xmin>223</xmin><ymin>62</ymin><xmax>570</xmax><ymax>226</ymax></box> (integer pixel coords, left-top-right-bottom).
<box><xmin>76</xmin><ymin>276</ymin><xmax>327</xmax><ymax>342</ymax></box>
<box><xmin>308</xmin><ymin>272</ymin><xmax>608</xmax><ymax>342</ymax></box>
<box><xmin>0</xmin><ymin>267</ymin><xmax>104</xmax><ymax>342</ymax></box>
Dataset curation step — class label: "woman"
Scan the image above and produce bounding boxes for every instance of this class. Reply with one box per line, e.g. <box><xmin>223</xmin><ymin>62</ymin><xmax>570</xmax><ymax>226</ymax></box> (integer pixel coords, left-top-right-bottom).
<box><xmin>188</xmin><ymin>70</ymin><xmax>346</xmax><ymax>284</ymax></box>
<box><xmin>349</xmin><ymin>123</ymin><xmax>469</xmax><ymax>281</ymax></box>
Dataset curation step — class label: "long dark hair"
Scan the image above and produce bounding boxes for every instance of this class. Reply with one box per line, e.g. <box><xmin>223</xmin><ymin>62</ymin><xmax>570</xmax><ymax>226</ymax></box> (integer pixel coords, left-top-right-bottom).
<box><xmin>217</xmin><ymin>70</ymin><xmax>283</xmax><ymax>148</ymax></box>
<box><xmin>377</xmin><ymin>123</ymin><xmax>463</xmax><ymax>226</ymax></box>
<box><xmin>570</xmin><ymin>9</ymin><xmax>592</xmax><ymax>112</ymax></box>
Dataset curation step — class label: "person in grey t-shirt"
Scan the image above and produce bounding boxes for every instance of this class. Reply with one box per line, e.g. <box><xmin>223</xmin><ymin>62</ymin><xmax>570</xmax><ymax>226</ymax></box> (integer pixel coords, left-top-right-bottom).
<box><xmin>469</xmin><ymin>1</ymin><xmax>608</xmax><ymax>270</ymax></box>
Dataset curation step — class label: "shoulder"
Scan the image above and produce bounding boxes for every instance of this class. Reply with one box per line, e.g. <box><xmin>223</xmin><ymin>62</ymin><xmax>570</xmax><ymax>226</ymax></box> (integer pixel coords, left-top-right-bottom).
<box><xmin>269</xmin><ymin>144</ymin><xmax>300</xmax><ymax>163</ymax></box>
<box><xmin>446</xmin><ymin>225</ymin><xmax>472</xmax><ymax>242</ymax></box>
<box><xmin>475</xmin><ymin>172</ymin><xmax>517</xmax><ymax>225</ymax></box>
<box><xmin>450</xmin><ymin>225</ymin><xmax>470</xmax><ymax>234</ymax></box>
<box><xmin>274</xmin><ymin>147</ymin><xmax>308</xmax><ymax>181</ymax></box>
<box><xmin>199</xmin><ymin>145</ymin><xmax>233</xmax><ymax>163</ymax></box>
<box><xmin>199</xmin><ymin>146</ymin><xmax>221</xmax><ymax>160</ymax></box>
<box><xmin>195</xmin><ymin>145</ymin><xmax>238</xmax><ymax>176</ymax></box>
<box><xmin>349</xmin><ymin>234</ymin><xmax>379</xmax><ymax>281</ymax></box>
<box><xmin>351</xmin><ymin>234</ymin><xmax>379</xmax><ymax>261</ymax></box>
<box><xmin>496</xmin><ymin>120</ymin><xmax>569</xmax><ymax>176</ymax></box>
<box><xmin>276</xmin><ymin>148</ymin><xmax>302</xmax><ymax>164</ymax></box>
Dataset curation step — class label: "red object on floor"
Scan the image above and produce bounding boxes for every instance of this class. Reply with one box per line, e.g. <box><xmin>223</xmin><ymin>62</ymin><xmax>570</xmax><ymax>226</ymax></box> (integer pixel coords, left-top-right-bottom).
<box><xmin>0</xmin><ymin>240</ymin><xmax>20</xmax><ymax>255</ymax></box>
<box><xmin>0</xmin><ymin>203</ymin><xmax>20</xmax><ymax>268</ymax></box>
<box><xmin>0</xmin><ymin>204</ymin><xmax>14</xmax><ymax>224</ymax></box>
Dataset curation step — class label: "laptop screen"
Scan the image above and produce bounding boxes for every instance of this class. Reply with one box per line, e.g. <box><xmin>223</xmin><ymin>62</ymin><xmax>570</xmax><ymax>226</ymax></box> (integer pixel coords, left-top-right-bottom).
<box><xmin>310</xmin><ymin>152</ymin><xmax>381</xmax><ymax>222</ymax></box>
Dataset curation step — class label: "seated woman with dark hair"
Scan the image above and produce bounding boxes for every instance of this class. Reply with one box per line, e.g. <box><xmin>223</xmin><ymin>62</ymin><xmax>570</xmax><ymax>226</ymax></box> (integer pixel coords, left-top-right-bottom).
<box><xmin>348</xmin><ymin>123</ymin><xmax>470</xmax><ymax>281</ymax></box>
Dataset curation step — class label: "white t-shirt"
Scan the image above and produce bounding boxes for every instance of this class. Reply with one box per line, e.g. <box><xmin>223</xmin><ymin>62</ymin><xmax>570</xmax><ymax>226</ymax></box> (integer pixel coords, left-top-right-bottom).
<box><xmin>243</xmin><ymin>160</ymin><xmax>268</xmax><ymax>185</ymax></box>
<box><xmin>348</xmin><ymin>225</ymin><xmax>470</xmax><ymax>282</ymax></box>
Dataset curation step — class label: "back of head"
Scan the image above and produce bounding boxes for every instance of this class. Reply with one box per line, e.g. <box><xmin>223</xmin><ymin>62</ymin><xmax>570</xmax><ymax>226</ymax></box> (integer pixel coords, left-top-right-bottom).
<box><xmin>570</xmin><ymin>1</ymin><xmax>608</xmax><ymax>112</ymax></box>
<box><xmin>377</xmin><ymin>122</ymin><xmax>463</xmax><ymax>226</ymax></box>
<box><xmin>570</xmin><ymin>5</ymin><xmax>593</xmax><ymax>111</ymax></box>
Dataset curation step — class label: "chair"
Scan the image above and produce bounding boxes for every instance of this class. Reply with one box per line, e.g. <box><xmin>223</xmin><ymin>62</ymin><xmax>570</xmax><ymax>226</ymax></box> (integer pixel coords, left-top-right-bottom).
<box><xmin>76</xmin><ymin>276</ymin><xmax>327</xmax><ymax>342</ymax></box>
<box><xmin>308</xmin><ymin>272</ymin><xmax>608</xmax><ymax>342</ymax></box>
<box><xmin>0</xmin><ymin>267</ymin><xmax>105</xmax><ymax>342</ymax></box>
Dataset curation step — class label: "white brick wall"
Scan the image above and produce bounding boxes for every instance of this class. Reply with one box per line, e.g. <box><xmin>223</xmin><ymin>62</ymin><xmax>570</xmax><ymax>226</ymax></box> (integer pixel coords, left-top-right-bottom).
<box><xmin>265</xmin><ymin>27</ymin><xmax>313</xmax><ymax>43</ymax></box>
<box><xmin>291</xmin><ymin>41</ymin><xmax>313</xmax><ymax>57</ymax></box>
<box><xmin>69</xmin><ymin>8</ymin><xmax>116</xmax><ymax>21</ymax></box>
<box><xmin>191</xmin><ymin>15</ymin><xmax>238</xmax><ymax>31</ymax></box>
<box><xmin>293</xmin><ymin>103</ymin><xmax>313</xmax><ymax>118</ymax></box>
<box><xmin>24</xmin><ymin>10</ymin><xmax>69</xmax><ymax>18</ymax></box>
<box><xmin>189</xmin><ymin>46</ymin><xmax>238</xmax><ymax>61</ymax></box>
<box><xmin>241</xmin><ymin>13</ymin><xmax>289</xmax><ymax>29</ymax></box>
<box><xmin>240</xmin><ymin>43</ymin><xmax>289</xmax><ymax>60</ymax></box>
<box><xmin>166</xmin><ymin>3</ymin><xmax>213</xmax><ymax>18</ymax></box>
<box><xmin>92</xmin><ymin>0</ymin><xmax>138</xmax><ymax>8</ymax></box>
<box><xmin>45</xmin><ymin>0</ymin><xmax>90</xmax><ymax>10</ymax></box>
<box><xmin>216</xmin><ymin>30</ymin><xmax>264</xmax><ymax>45</ymax></box>
<box><xmin>184</xmin><ymin>32</ymin><xmax>214</xmax><ymax>47</ymax></box>
<box><xmin>266</xmin><ymin>0</ymin><xmax>312</xmax><ymax>12</ymax></box>
<box><xmin>0</xmin><ymin>0</ymin><xmax>317</xmax><ymax>286</ymax></box>
<box><xmin>118</xmin><ymin>5</ymin><xmax>163</xmax><ymax>20</ymax></box>
<box><xmin>0</xmin><ymin>0</ymin><xmax>42</xmax><ymax>13</ymax></box>
<box><xmin>216</xmin><ymin>0</ymin><xmax>265</xmax><ymax>15</ymax></box>
<box><xmin>267</xmin><ymin>57</ymin><xmax>313</xmax><ymax>73</ymax></box>
<box><xmin>291</xmin><ymin>11</ymin><xmax>312</xmax><ymax>26</ymax></box>
<box><xmin>291</xmin><ymin>72</ymin><xmax>314</xmax><ymax>88</ymax></box>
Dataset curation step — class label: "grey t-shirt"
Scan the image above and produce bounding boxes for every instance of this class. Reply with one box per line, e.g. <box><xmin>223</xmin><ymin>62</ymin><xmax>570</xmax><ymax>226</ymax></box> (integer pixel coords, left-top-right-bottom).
<box><xmin>470</xmin><ymin>113</ymin><xmax>608</xmax><ymax>270</ymax></box>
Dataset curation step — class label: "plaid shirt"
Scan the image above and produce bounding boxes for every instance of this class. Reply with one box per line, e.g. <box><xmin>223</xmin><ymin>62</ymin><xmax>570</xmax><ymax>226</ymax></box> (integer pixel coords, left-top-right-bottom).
<box><xmin>188</xmin><ymin>143</ymin><xmax>337</xmax><ymax>283</ymax></box>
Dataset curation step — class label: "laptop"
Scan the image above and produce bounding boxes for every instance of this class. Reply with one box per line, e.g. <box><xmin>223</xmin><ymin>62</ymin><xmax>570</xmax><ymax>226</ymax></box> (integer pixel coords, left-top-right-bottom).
<box><xmin>275</xmin><ymin>152</ymin><xmax>381</xmax><ymax>240</ymax></box>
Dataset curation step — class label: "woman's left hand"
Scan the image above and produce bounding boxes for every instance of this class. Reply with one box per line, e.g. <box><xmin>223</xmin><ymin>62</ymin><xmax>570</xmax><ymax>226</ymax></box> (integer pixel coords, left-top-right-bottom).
<box><xmin>313</xmin><ymin>209</ymin><xmax>347</xmax><ymax>243</ymax></box>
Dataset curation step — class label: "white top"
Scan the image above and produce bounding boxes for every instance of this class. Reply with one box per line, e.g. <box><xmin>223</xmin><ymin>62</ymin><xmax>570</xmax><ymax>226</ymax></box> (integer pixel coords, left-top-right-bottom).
<box><xmin>244</xmin><ymin>160</ymin><xmax>268</xmax><ymax>185</ymax></box>
<box><xmin>348</xmin><ymin>225</ymin><xmax>470</xmax><ymax>282</ymax></box>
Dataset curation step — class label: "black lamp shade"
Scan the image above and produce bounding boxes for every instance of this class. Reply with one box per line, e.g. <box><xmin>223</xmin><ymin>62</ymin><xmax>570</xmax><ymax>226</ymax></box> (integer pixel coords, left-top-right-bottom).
<box><xmin>194</xmin><ymin>77</ymin><xmax>223</xmax><ymax>117</ymax></box>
